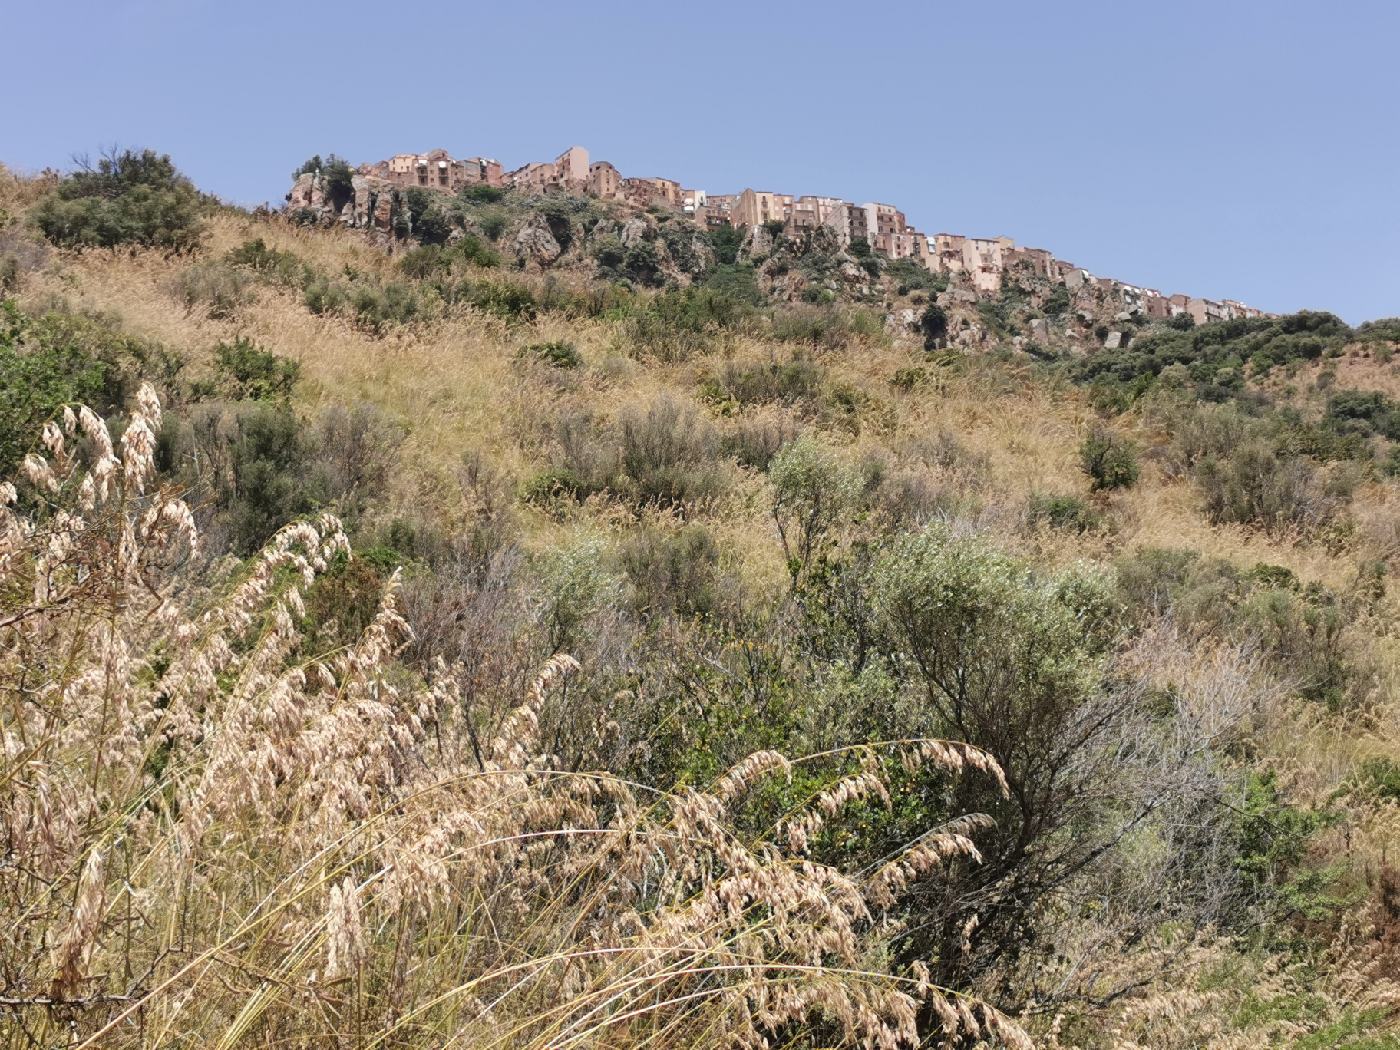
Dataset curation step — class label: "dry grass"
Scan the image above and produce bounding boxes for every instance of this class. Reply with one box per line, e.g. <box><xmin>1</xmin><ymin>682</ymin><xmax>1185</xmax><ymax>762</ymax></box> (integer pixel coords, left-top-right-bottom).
<box><xmin>6</xmin><ymin>198</ymin><xmax>1400</xmax><ymax>1046</ymax></box>
<box><xmin>0</xmin><ymin>391</ymin><xmax>1034</xmax><ymax>1049</ymax></box>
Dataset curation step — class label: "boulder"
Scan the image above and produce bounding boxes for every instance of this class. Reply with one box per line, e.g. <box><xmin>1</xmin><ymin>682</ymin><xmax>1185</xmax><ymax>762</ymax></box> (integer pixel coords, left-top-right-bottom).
<box><xmin>514</xmin><ymin>216</ymin><xmax>562</xmax><ymax>267</ymax></box>
<box><xmin>1103</xmin><ymin>330</ymin><xmax>1123</xmax><ymax>349</ymax></box>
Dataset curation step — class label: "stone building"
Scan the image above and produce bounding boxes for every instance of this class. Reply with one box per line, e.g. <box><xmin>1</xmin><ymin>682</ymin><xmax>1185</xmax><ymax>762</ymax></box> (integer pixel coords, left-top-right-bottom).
<box><xmin>789</xmin><ymin>196</ymin><xmax>852</xmax><ymax>247</ymax></box>
<box><xmin>300</xmin><ymin>141</ymin><xmax>1267</xmax><ymax>320</ymax></box>
<box><xmin>623</xmin><ymin>176</ymin><xmax>683</xmax><ymax>209</ymax></box>
<box><xmin>588</xmin><ymin>161</ymin><xmax>622</xmax><ymax>200</ymax></box>
<box><xmin>732</xmin><ymin>189</ymin><xmax>794</xmax><ymax>228</ymax></box>
<box><xmin>508</xmin><ymin>145</ymin><xmax>591</xmax><ymax>195</ymax></box>
<box><xmin>367</xmin><ymin>149</ymin><xmax>502</xmax><ymax>192</ymax></box>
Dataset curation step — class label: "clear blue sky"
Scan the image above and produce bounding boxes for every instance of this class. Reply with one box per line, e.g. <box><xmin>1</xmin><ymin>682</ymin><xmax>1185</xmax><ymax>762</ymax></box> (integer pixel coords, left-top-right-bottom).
<box><xmin>6</xmin><ymin>0</ymin><xmax>1397</xmax><ymax>322</ymax></box>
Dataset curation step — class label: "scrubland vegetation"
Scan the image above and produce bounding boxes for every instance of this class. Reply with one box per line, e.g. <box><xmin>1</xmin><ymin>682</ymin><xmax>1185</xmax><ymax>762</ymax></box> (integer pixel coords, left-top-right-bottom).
<box><xmin>2</xmin><ymin>153</ymin><xmax>1400</xmax><ymax>1048</ymax></box>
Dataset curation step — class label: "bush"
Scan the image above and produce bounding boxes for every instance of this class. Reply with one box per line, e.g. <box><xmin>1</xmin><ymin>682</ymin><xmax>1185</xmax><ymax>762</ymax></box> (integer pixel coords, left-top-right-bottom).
<box><xmin>1027</xmin><ymin>492</ymin><xmax>1102</xmax><ymax>532</ymax></box>
<box><xmin>161</xmin><ymin>401</ymin><xmax>321</xmax><ymax>554</ymax></box>
<box><xmin>617</xmin><ymin>396</ymin><xmax>724</xmax><ymax>509</ymax></box>
<box><xmin>213</xmin><ymin>337</ymin><xmax>299</xmax><ymax>401</ymax></box>
<box><xmin>618</xmin><ymin>523</ymin><xmax>721</xmax><ymax>618</ymax></box>
<box><xmin>1078</xmin><ymin>425</ymin><xmax>1141</xmax><ymax>491</ymax></box>
<box><xmin>226</xmin><ymin>237</ymin><xmax>311</xmax><ymax>287</ymax></box>
<box><xmin>459</xmin><ymin>183</ymin><xmax>507</xmax><ymax>204</ymax></box>
<box><xmin>771</xmin><ymin>304</ymin><xmax>883</xmax><ymax>352</ymax></box>
<box><xmin>466</xmin><ymin>280</ymin><xmax>536</xmax><ymax>321</ymax></box>
<box><xmin>0</xmin><ymin>299</ymin><xmax>182</xmax><ymax>469</ymax></box>
<box><xmin>871</xmin><ymin>527</ymin><xmax>1124</xmax><ymax>975</ymax></box>
<box><xmin>31</xmin><ymin>148</ymin><xmax>204</xmax><ymax>252</ymax></box>
<box><xmin>768</xmin><ymin>435</ymin><xmax>860</xmax><ymax>583</ymax></box>
<box><xmin>1195</xmin><ymin>439</ymin><xmax>1343</xmax><ymax>532</ymax></box>
<box><xmin>523</xmin><ymin>339</ymin><xmax>581</xmax><ymax>369</ymax></box>
<box><xmin>170</xmin><ymin>261</ymin><xmax>252</xmax><ymax>319</ymax></box>
<box><xmin>321</xmin><ymin>155</ymin><xmax>355</xmax><ymax>212</ymax></box>
<box><xmin>702</xmin><ymin>354</ymin><xmax>824</xmax><ymax>408</ymax></box>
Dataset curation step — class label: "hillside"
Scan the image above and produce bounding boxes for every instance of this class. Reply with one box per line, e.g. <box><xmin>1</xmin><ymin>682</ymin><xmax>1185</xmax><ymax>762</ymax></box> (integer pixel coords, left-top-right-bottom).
<box><xmin>2</xmin><ymin>152</ymin><xmax>1400</xmax><ymax>1049</ymax></box>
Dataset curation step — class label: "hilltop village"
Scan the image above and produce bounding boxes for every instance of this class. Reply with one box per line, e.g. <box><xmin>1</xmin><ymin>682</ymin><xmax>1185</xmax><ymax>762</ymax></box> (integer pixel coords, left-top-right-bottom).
<box><xmin>287</xmin><ymin>144</ymin><xmax>1265</xmax><ymax>330</ymax></box>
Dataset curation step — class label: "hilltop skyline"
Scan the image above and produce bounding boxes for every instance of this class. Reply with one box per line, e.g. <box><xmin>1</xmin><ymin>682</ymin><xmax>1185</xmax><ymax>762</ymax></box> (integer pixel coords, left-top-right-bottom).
<box><xmin>5</xmin><ymin>0</ymin><xmax>1399</xmax><ymax>322</ymax></box>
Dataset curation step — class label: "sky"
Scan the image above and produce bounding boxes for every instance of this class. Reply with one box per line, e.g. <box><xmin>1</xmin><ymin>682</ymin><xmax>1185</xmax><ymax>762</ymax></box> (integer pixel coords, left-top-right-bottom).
<box><xmin>4</xmin><ymin>0</ymin><xmax>1397</xmax><ymax>322</ymax></box>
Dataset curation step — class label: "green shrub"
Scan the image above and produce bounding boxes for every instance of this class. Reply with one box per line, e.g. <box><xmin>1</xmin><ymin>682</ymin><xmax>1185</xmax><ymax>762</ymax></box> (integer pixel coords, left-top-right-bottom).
<box><xmin>618</xmin><ymin>523</ymin><xmax>721</xmax><ymax>618</ymax></box>
<box><xmin>1078</xmin><ymin>426</ymin><xmax>1141</xmax><ymax>491</ymax></box>
<box><xmin>771</xmin><ymin>304</ymin><xmax>883</xmax><ymax>352</ymax></box>
<box><xmin>534</xmin><ymin>536</ymin><xmax>620</xmax><ymax>652</ymax></box>
<box><xmin>32</xmin><ymin>149</ymin><xmax>204</xmax><ymax>252</ymax></box>
<box><xmin>350</xmin><ymin>281</ymin><xmax>420</xmax><ymax>333</ymax></box>
<box><xmin>467</xmin><ymin>280</ymin><xmax>536</xmax><ymax>321</ymax></box>
<box><xmin>617</xmin><ymin>396</ymin><xmax>724</xmax><ymax>509</ymax></box>
<box><xmin>0</xmin><ymin>300</ymin><xmax>182</xmax><ymax>469</ymax></box>
<box><xmin>703</xmin><ymin>354</ymin><xmax>824</xmax><ymax>407</ymax></box>
<box><xmin>226</xmin><ymin>237</ymin><xmax>310</xmax><ymax>287</ymax></box>
<box><xmin>459</xmin><ymin>184</ymin><xmax>507</xmax><ymax>205</ymax></box>
<box><xmin>303</xmin><ymin>278</ymin><xmax>347</xmax><ymax>316</ymax></box>
<box><xmin>523</xmin><ymin>340</ymin><xmax>581</xmax><ymax>369</ymax></box>
<box><xmin>474</xmin><ymin>207</ymin><xmax>509</xmax><ymax>241</ymax></box>
<box><xmin>768</xmin><ymin>435</ymin><xmax>860</xmax><ymax>582</ymax></box>
<box><xmin>213</xmin><ymin>337</ymin><xmax>299</xmax><ymax>401</ymax></box>
<box><xmin>1357</xmin><ymin>757</ymin><xmax>1400</xmax><ymax>801</ymax></box>
<box><xmin>1195</xmin><ymin>439</ymin><xmax>1344</xmax><ymax>532</ymax></box>
<box><xmin>1027</xmin><ymin>492</ymin><xmax>1102</xmax><ymax>532</ymax></box>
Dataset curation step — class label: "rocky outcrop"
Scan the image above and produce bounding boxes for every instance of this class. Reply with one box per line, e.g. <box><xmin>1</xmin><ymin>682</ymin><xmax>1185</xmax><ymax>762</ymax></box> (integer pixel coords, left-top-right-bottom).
<box><xmin>619</xmin><ymin>216</ymin><xmax>649</xmax><ymax>248</ymax></box>
<box><xmin>513</xmin><ymin>216</ymin><xmax>563</xmax><ymax>267</ymax></box>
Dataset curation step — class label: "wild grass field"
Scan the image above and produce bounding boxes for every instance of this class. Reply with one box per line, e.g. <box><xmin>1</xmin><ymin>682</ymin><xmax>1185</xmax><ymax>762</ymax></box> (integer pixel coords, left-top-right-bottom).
<box><xmin>2</xmin><ymin>154</ymin><xmax>1399</xmax><ymax>1048</ymax></box>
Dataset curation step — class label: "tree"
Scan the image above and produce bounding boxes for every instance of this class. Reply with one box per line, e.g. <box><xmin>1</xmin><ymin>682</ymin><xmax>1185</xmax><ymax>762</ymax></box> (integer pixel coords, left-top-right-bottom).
<box><xmin>31</xmin><ymin>148</ymin><xmax>204</xmax><ymax>252</ymax></box>
<box><xmin>919</xmin><ymin>303</ymin><xmax>948</xmax><ymax>350</ymax></box>
<box><xmin>871</xmin><ymin>527</ymin><xmax>1125</xmax><ymax>986</ymax></box>
<box><xmin>321</xmin><ymin>155</ymin><xmax>356</xmax><ymax>212</ymax></box>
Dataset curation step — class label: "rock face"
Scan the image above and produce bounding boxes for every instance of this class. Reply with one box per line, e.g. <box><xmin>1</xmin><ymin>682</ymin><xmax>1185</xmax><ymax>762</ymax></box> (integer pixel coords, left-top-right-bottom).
<box><xmin>288</xmin><ymin>169</ymin><xmax>401</xmax><ymax>236</ymax></box>
<box><xmin>620</xmin><ymin>216</ymin><xmax>649</xmax><ymax>248</ymax></box>
<box><xmin>739</xmin><ymin>224</ymin><xmax>774</xmax><ymax>261</ymax></box>
<box><xmin>287</xmin><ymin>171</ymin><xmax>325</xmax><ymax>211</ymax></box>
<box><xmin>886</xmin><ymin>307</ymin><xmax>920</xmax><ymax>335</ymax></box>
<box><xmin>513</xmin><ymin>216</ymin><xmax>563</xmax><ymax>267</ymax></box>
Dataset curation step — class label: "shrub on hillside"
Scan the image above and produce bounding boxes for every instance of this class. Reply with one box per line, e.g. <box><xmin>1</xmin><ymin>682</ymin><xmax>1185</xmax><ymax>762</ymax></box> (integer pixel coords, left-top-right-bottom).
<box><xmin>170</xmin><ymin>260</ymin><xmax>253</xmax><ymax>319</ymax></box>
<box><xmin>1078</xmin><ymin>425</ymin><xmax>1141</xmax><ymax>491</ymax></box>
<box><xmin>226</xmin><ymin>237</ymin><xmax>312</xmax><ymax>287</ymax></box>
<box><xmin>701</xmin><ymin>353</ymin><xmax>824</xmax><ymax>408</ymax></box>
<box><xmin>522</xmin><ymin>339</ymin><xmax>581</xmax><ymax>369</ymax></box>
<box><xmin>1195</xmin><ymin>439</ymin><xmax>1346</xmax><ymax>533</ymax></box>
<box><xmin>213</xmin><ymin>337</ymin><xmax>299</xmax><ymax>401</ymax></box>
<box><xmin>617</xmin><ymin>395</ymin><xmax>725</xmax><ymax>509</ymax></box>
<box><xmin>31</xmin><ymin>148</ymin><xmax>204</xmax><ymax>252</ymax></box>
<box><xmin>0</xmin><ymin>299</ymin><xmax>182</xmax><ymax>469</ymax></box>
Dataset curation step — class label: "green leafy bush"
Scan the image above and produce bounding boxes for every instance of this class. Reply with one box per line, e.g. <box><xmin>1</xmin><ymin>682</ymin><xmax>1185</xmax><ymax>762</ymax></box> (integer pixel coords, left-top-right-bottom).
<box><xmin>1027</xmin><ymin>492</ymin><xmax>1102</xmax><ymax>532</ymax></box>
<box><xmin>213</xmin><ymin>337</ymin><xmax>299</xmax><ymax>401</ymax></box>
<box><xmin>226</xmin><ymin>237</ymin><xmax>311</xmax><ymax>287</ymax></box>
<box><xmin>1078</xmin><ymin>425</ymin><xmax>1141</xmax><ymax>491</ymax></box>
<box><xmin>523</xmin><ymin>340</ymin><xmax>581</xmax><ymax>369</ymax></box>
<box><xmin>0</xmin><ymin>300</ymin><xmax>182</xmax><ymax>469</ymax></box>
<box><xmin>32</xmin><ymin>149</ymin><xmax>204</xmax><ymax>252</ymax></box>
